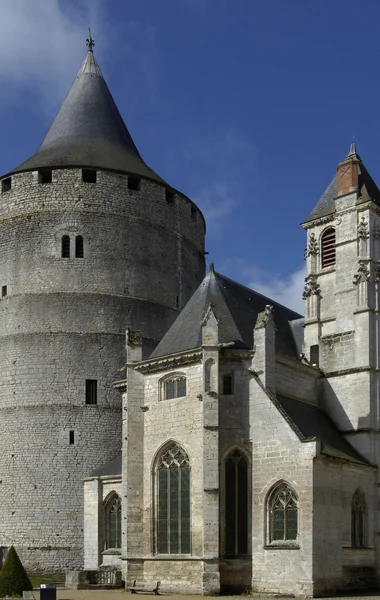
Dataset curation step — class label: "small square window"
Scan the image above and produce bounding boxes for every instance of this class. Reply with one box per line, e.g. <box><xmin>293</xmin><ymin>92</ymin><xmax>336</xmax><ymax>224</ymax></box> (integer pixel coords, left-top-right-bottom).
<box><xmin>82</xmin><ymin>169</ymin><xmax>97</xmax><ymax>183</ymax></box>
<box><xmin>38</xmin><ymin>169</ymin><xmax>52</xmax><ymax>184</ymax></box>
<box><xmin>223</xmin><ymin>374</ymin><xmax>233</xmax><ymax>395</ymax></box>
<box><xmin>1</xmin><ymin>177</ymin><xmax>11</xmax><ymax>193</ymax></box>
<box><xmin>128</xmin><ymin>176</ymin><xmax>141</xmax><ymax>191</ymax></box>
<box><xmin>86</xmin><ymin>379</ymin><xmax>97</xmax><ymax>405</ymax></box>
<box><xmin>1</xmin><ymin>285</ymin><xmax>7</xmax><ymax>298</ymax></box>
<box><xmin>166</xmin><ymin>189</ymin><xmax>175</xmax><ymax>204</ymax></box>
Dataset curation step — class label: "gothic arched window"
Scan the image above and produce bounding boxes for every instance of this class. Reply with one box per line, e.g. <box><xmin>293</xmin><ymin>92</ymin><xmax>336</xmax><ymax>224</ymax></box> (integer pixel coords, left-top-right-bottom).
<box><xmin>351</xmin><ymin>488</ymin><xmax>366</xmax><ymax>547</ymax></box>
<box><xmin>104</xmin><ymin>493</ymin><xmax>121</xmax><ymax>549</ymax></box>
<box><xmin>321</xmin><ymin>227</ymin><xmax>336</xmax><ymax>267</ymax></box>
<box><xmin>156</xmin><ymin>443</ymin><xmax>190</xmax><ymax>554</ymax></box>
<box><xmin>75</xmin><ymin>235</ymin><xmax>84</xmax><ymax>258</ymax></box>
<box><xmin>268</xmin><ymin>483</ymin><xmax>298</xmax><ymax>543</ymax></box>
<box><xmin>61</xmin><ymin>235</ymin><xmax>70</xmax><ymax>258</ymax></box>
<box><xmin>225</xmin><ymin>449</ymin><xmax>248</xmax><ymax>556</ymax></box>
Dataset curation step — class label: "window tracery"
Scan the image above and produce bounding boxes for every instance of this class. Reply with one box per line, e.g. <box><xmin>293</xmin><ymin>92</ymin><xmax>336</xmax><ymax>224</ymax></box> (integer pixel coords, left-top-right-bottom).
<box><xmin>156</xmin><ymin>443</ymin><xmax>190</xmax><ymax>554</ymax></box>
<box><xmin>268</xmin><ymin>483</ymin><xmax>298</xmax><ymax>543</ymax></box>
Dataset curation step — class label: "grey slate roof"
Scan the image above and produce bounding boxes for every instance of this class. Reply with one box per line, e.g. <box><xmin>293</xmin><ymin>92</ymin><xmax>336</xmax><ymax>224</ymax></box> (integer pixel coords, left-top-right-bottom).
<box><xmin>150</xmin><ymin>266</ymin><xmax>303</xmax><ymax>359</ymax></box>
<box><xmin>90</xmin><ymin>455</ymin><xmax>121</xmax><ymax>477</ymax></box>
<box><xmin>303</xmin><ymin>150</ymin><xmax>380</xmax><ymax>223</ymax></box>
<box><xmin>275</xmin><ymin>394</ymin><xmax>370</xmax><ymax>465</ymax></box>
<box><xmin>8</xmin><ymin>51</ymin><xmax>165</xmax><ymax>183</ymax></box>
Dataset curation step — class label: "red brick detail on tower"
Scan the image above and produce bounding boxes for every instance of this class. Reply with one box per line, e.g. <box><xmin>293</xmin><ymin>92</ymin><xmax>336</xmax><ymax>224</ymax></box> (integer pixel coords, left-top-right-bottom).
<box><xmin>336</xmin><ymin>156</ymin><xmax>360</xmax><ymax>196</ymax></box>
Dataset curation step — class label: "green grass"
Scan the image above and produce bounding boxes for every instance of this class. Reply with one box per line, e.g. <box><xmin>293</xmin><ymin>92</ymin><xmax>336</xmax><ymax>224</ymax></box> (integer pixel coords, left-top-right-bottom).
<box><xmin>28</xmin><ymin>574</ymin><xmax>59</xmax><ymax>588</ymax></box>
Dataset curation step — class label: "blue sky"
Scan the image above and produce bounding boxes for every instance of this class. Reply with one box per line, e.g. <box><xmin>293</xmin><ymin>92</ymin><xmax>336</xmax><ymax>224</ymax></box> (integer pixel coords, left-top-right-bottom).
<box><xmin>1</xmin><ymin>0</ymin><xmax>380</xmax><ymax>313</ymax></box>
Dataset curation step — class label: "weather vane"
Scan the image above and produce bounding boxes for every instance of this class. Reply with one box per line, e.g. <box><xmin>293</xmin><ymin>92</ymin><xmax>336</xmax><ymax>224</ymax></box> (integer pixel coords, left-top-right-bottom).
<box><xmin>86</xmin><ymin>28</ymin><xmax>95</xmax><ymax>52</ymax></box>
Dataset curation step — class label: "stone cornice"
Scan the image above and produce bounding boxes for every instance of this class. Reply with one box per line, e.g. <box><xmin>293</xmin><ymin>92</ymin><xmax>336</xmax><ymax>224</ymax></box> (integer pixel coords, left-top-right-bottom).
<box><xmin>127</xmin><ymin>348</ymin><xmax>203</xmax><ymax>374</ymax></box>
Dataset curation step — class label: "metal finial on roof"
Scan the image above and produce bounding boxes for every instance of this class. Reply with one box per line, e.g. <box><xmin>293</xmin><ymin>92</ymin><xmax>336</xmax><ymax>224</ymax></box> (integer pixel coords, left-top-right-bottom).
<box><xmin>86</xmin><ymin>28</ymin><xmax>95</xmax><ymax>52</ymax></box>
<box><xmin>347</xmin><ymin>139</ymin><xmax>357</xmax><ymax>158</ymax></box>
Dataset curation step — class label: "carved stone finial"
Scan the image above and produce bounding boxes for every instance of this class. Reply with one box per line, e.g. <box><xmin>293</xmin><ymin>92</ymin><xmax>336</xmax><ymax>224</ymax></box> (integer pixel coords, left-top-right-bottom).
<box><xmin>127</xmin><ymin>329</ymin><xmax>142</xmax><ymax>347</ymax></box>
<box><xmin>373</xmin><ymin>226</ymin><xmax>380</xmax><ymax>240</ymax></box>
<box><xmin>374</xmin><ymin>266</ymin><xmax>380</xmax><ymax>283</ymax></box>
<box><xmin>304</xmin><ymin>232</ymin><xmax>319</xmax><ymax>259</ymax></box>
<box><xmin>353</xmin><ymin>261</ymin><xmax>370</xmax><ymax>285</ymax></box>
<box><xmin>357</xmin><ymin>216</ymin><xmax>369</xmax><ymax>240</ymax></box>
<box><xmin>302</xmin><ymin>275</ymin><xmax>321</xmax><ymax>299</ymax></box>
<box><xmin>201</xmin><ymin>302</ymin><xmax>217</xmax><ymax>326</ymax></box>
<box><xmin>86</xmin><ymin>28</ymin><xmax>95</xmax><ymax>52</ymax></box>
<box><xmin>255</xmin><ymin>305</ymin><xmax>274</xmax><ymax>329</ymax></box>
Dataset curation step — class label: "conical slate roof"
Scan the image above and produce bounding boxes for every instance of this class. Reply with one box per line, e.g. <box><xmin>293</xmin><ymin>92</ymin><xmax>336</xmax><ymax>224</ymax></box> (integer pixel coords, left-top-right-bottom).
<box><xmin>9</xmin><ymin>48</ymin><xmax>165</xmax><ymax>182</ymax></box>
<box><xmin>150</xmin><ymin>266</ymin><xmax>302</xmax><ymax>359</ymax></box>
<box><xmin>303</xmin><ymin>144</ymin><xmax>380</xmax><ymax>223</ymax></box>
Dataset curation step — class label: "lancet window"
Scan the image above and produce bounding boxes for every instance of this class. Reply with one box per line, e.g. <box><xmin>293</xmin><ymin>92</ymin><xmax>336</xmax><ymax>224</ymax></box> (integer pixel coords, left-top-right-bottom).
<box><xmin>156</xmin><ymin>443</ymin><xmax>190</xmax><ymax>554</ymax></box>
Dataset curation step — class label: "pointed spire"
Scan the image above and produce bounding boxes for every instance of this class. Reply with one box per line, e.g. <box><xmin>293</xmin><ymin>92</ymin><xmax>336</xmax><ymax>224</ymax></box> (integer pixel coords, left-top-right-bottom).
<box><xmin>209</xmin><ymin>262</ymin><xmax>215</xmax><ymax>274</ymax></box>
<box><xmin>347</xmin><ymin>139</ymin><xmax>358</xmax><ymax>159</ymax></box>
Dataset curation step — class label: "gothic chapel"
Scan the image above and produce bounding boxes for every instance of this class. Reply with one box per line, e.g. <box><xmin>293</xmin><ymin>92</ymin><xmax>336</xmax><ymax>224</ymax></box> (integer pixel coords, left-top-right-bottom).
<box><xmin>1</xmin><ymin>38</ymin><xmax>380</xmax><ymax>597</ymax></box>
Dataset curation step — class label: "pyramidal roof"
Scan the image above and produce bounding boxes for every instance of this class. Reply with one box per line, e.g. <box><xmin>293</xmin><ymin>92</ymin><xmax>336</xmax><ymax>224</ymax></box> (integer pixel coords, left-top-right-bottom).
<box><xmin>303</xmin><ymin>143</ymin><xmax>380</xmax><ymax>223</ymax></box>
<box><xmin>150</xmin><ymin>265</ymin><xmax>302</xmax><ymax>359</ymax></box>
<box><xmin>9</xmin><ymin>43</ymin><xmax>165</xmax><ymax>183</ymax></box>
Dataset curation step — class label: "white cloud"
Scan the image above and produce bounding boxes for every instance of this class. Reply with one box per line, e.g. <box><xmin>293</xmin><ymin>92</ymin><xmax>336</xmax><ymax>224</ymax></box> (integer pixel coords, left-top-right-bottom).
<box><xmin>224</xmin><ymin>261</ymin><xmax>306</xmax><ymax>315</ymax></box>
<box><xmin>193</xmin><ymin>182</ymin><xmax>235</xmax><ymax>230</ymax></box>
<box><xmin>0</xmin><ymin>0</ymin><xmax>105</xmax><ymax>109</ymax></box>
<box><xmin>246</xmin><ymin>265</ymin><xmax>306</xmax><ymax>315</ymax></box>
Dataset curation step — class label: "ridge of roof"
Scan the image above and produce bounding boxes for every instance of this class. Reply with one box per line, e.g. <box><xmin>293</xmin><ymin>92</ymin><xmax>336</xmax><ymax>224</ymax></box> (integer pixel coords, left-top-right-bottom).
<box><xmin>7</xmin><ymin>49</ymin><xmax>165</xmax><ymax>183</ymax></box>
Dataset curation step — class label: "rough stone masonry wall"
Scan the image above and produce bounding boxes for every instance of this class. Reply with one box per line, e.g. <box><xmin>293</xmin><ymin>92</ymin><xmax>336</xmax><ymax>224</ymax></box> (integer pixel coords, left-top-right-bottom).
<box><xmin>313</xmin><ymin>458</ymin><xmax>376</xmax><ymax>596</ymax></box>
<box><xmin>0</xmin><ymin>167</ymin><xmax>205</xmax><ymax>571</ymax></box>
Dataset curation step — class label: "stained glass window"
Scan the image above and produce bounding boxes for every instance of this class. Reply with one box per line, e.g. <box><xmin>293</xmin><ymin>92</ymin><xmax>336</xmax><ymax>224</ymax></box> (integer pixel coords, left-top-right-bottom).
<box><xmin>164</xmin><ymin>377</ymin><xmax>186</xmax><ymax>400</ymax></box>
<box><xmin>351</xmin><ymin>489</ymin><xmax>366</xmax><ymax>547</ymax></box>
<box><xmin>269</xmin><ymin>484</ymin><xmax>298</xmax><ymax>542</ymax></box>
<box><xmin>156</xmin><ymin>444</ymin><xmax>190</xmax><ymax>554</ymax></box>
<box><xmin>225</xmin><ymin>449</ymin><xmax>248</xmax><ymax>555</ymax></box>
<box><xmin>105</xmin><ymin>494</ymin><xmax>121</xmax><ymax>549</ymax></box>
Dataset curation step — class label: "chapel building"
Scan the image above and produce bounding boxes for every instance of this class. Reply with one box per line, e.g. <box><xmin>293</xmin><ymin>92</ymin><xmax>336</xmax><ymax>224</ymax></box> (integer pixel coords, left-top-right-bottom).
<box><xmin>83</xmin><ymin>143</ymin><xmax>380</xmax><ymax>596</ymax></box>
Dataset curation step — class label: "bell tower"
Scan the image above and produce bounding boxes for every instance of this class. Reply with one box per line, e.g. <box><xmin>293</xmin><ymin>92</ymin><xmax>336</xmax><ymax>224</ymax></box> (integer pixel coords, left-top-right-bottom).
<box><xmin>302</xmin><ymin>143</ymin><xmax>380</xmax><ymax>462</ymax></box>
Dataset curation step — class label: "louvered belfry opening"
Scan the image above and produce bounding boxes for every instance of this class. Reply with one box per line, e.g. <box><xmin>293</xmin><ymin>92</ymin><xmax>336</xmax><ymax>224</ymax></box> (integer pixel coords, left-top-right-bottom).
<box><xmin>321</xmin><ymin>228</ymin><xmax>336</xmax><ymax>267</ymax></box>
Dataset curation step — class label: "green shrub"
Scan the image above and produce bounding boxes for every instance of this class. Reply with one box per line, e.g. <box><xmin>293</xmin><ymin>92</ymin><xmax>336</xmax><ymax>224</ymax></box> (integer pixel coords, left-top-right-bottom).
<box><xmin>0</xmin><ymin>545</ymin><xmax>33</xmax><ymax>597</ymax></box>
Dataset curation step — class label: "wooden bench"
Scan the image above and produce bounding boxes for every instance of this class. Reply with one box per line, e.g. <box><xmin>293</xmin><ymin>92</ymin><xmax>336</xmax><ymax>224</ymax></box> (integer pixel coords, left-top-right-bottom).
<box><xmin>129</xmin><ymin>580</ymin><xmax>160</xmax><ymax>595</ymax></box>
